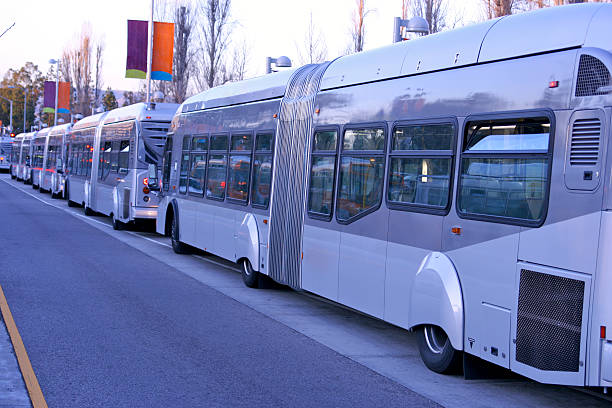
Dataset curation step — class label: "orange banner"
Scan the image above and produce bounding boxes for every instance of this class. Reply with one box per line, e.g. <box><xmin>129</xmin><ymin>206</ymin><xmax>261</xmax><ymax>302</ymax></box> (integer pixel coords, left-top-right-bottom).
<box><xmin>151</xmin><ymin>22</ymin><xmax>174</xmax><ymax>81</ymax></box>
<box><xmin>58</xmin><ymin>82</ymin><xmax>70</xmax><ymax>113</ymax></box>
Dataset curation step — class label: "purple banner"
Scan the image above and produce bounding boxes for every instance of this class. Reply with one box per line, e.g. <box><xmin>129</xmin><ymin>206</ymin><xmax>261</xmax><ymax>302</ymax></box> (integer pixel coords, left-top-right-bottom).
<box><xmin>126</xmin><ymin>20</ymin><xmax>148</xmax><ymax>79</ymax></box>
<box><xmin>43</xmin><ymin>81</ymin><xmax>56</xmax><ymax>113</ymax></box>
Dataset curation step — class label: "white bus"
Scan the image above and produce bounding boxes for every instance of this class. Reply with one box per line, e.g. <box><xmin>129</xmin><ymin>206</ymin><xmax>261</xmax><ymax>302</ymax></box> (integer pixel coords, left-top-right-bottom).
<box><xmin>0</xmin><ymin>134</ymin><xmax>12</xmax><ymax>171</ymax></box>
<box><xmin>151</xmin><ymin>4</ymin><xmax>612</xmax><ymax>387</ymax></box>
<box><xmin>67</xmin><ymin>102</ymin><xmax>177</xmax><ymax>228</ymax></box>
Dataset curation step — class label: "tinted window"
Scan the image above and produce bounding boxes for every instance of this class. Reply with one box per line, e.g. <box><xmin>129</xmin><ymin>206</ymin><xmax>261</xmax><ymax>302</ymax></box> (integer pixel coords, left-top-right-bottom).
<box><xmin>231</xmin><ymin>134</ymin><xmax>252</xmax><ymax>151</ymax></box>
<box><xmin>252</xmin><ymin>155</ymin><xmax>272</xmax><ymax>207</ymax></box>
<box><xmin>188</xmin><ymin>153</ymin><xmax>206</xmax><ymax>196</ymax></box>
<box><xmin>313</xmin><ymin>131</ymin><xmax>337</xmax><ymax>151</ymax></box>
<box><xmin>227</xmin><ymin>155</ymin><xmax>251</xmax><ymax>201</ymax></box>
<box><xmin>308</xmin><ymin>156</ymin><xmax>336</xmax><ymax>216</ymax></box>
<box><xmin>255</xmin><ymin>133</ymin><xmax>273</xmax><ymax>151</ymax></box>
<box><xmin>179</xmin><ymin>152</ymin><xmax>189</xmax><ymax>194</ymax></box>
<box><xmin>458</xmin><ymin>116</ymin><xmax>551</xmax><ymax>224</ymax></box>
<box><xmin>211</xmin><ymin>135</ymin><xmax>228</xmax><ymax>151</ymax></box>
<box><xmin>465</xmin><ymin>118</ymin><xmax>550</xmax><ymax>151</ymax></box>
<box><xmin>343</xmin><ymin>128</ymin><xmax>385</xmax><ymax>151</ymax></box>
<box><xmin>206</xmin><ymin>154</ymin><xmax>227</xmax><ymax>199</ymax></box>
<box><xmin>118</xmin><ymin>140</ymin><xmax>130</xmax><ymax>173</ymax></box>
<box><xmin>192</xmin><ymin>135</ymin><xmax>208</xmax><ymax>151</ymax></box>
<box><xmin>337</xmin><ymin>156</ymin><xmax>384</xmax><ymax>221</ymax></box>
<box><xmin>182</xmin><ymin>136</ymin><xmax>191</xmax><ymax>150</ymax></box>
<box><xmin>393</xmin><ymin>124</ymin><xmax>453</xmax><ymax>151</ymax></box>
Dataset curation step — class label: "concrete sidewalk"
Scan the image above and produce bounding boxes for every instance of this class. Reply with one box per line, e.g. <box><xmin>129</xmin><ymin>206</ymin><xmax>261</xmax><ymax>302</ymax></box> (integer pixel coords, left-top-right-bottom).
<box><xmin>0</xmin><ymin>315</ymin><xmax>31</xmax><ymax>407</ymax></box>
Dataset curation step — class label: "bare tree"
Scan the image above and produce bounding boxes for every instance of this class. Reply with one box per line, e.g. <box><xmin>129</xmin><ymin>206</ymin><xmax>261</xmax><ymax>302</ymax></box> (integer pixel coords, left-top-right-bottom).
<box><xmin>409</xmin><ymin>0</ymin><xmax>447</xmax><ymax>33</ymax></box>
<box><xmin>197</xmin><ymin>0</ymin><xmax>233</xmax><ymax>89</ymax></box>
<box><xmin>296</xmin><ymin>12</ymin><xmax>328</xmax><ymax>65</ymax></box>
<box><xmin>92</xmin><ymin>40</ymin><xmax>104</xmax><ymax>111</ymax></box>
<box><xmin>350</xmin><ymin>0</ymin><xmax>367</xmax><ymax>53</ymax></box>
<box><xmin>482</xmin><ymin>0</ymin><xmax>516</xmax><ymax>18</ymax></box>
<box><xmin>61</xmin><ymin>24</ymin><xmax>97</xmax><ymax>115</ymax></box>
<box><xmin>171</xmin><ymin>4</ymin><xmax>195</xmax><ymax>103</ymax></box>
<box><xmin>228</xmin><ymin>40</ymin><xmax>249</xmax><ymax>82</ymax></box>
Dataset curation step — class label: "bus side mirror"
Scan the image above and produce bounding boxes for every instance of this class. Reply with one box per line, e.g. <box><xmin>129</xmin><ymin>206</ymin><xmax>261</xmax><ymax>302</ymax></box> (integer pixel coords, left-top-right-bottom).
<box><xmin>147</xmin><ymin>163</ymin><xmax>160</xmax><ymax>191</ymax></box>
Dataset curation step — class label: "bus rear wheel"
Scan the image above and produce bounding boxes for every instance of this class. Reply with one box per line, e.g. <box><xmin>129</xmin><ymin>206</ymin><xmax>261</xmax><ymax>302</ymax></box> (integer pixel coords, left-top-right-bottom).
<box><xmin>417</xmin><ymin>325</ymin><xmax>462</xmax><ymax>374</ymax></box>
<box><xmin>241</xmin><ymin>259</ymin><xmax>259</xmax><ymax>288</ymax></box>
<box><xmin>112</xmin><ymin>214</ymin><xmax>125</xmax><ymax>230</ymax></box>
<box><xmin>170</xmin><ymin>215</ymin><xmax>189</xmax><ymax>254</ymax></box>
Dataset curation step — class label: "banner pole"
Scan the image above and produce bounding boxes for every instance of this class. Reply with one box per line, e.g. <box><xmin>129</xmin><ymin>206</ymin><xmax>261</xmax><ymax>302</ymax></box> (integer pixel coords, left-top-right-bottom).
<box><xmin>53</xmin><ymin>61</ymin><xmax>59</xmax><ymax>127</ymax></box>
<box><xmin>146</xmin><ymin>0</ymin><xmax>154</xmax><ymax>108</ymax></box>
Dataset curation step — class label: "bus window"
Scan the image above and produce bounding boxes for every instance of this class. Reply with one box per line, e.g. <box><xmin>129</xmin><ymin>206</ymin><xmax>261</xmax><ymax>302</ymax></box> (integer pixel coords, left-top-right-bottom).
<box><xmin>179</xmin><ymin>136</ymin><xmax>191</xmax><ymax>194</ymax></box>
<box><xmin>251</xmin><ymin>132</ymin><xmax>274</xmax><ymax>208</ymax></box>
<box><xmin>458</xmin><ymin>116</ymin><xmax>551</xmax><ymax>224</ymax></box>
<box><xmin>336</xmin><ymin>127</ymin><xmax>385</xmax><ymax>222</ymax></box>
<box><xmin>387</xmin><ymin>123</ymin><xmax>455</xmax><ymax>211</ymax></box>
<box><xmin>189</xmin><ymin>153</ymin><xmax>206</xmax><ymax>196</ymax></box>
<box><xmin>118</xmin><ymin>140</ymin><xmax>130</xmax><ymax>173</ymax></box>
<box><xmin>308</xmin><ymin>130</ymin><xmax>337</xmax><ymax>218</ymax></box>
<box><xmin>161</xmin><ymin>136</ymin><xmax>173</xmax><ymax>192</ymax></box>
<box><xmin>228</xmin><ymin>133</ymin><xmax>253</xmax><ymax>202</ymax></box>
<box><xmin>206</xmin><ymin>154</ymin><xmax>227</xmax><ymax>200</ymax></box>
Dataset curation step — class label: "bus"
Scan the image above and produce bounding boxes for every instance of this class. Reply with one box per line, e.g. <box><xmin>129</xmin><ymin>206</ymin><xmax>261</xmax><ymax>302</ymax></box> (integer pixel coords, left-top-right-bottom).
<box><xmin>65</xmin><ymin>113</ymin><xmax>104</xmax><ymax>209</ymax></box>
<box><xmin>0</xmin><ymin>134</ymin><xmax>12</xmax><ymax>172</ymax></box>
<box><xmin>67</xmin><ymin>102</ymin><xmax>178</xmax><ymax>229</ymax></box>
<box><xmin>9</xmin><ymin>133</ymin><xmax>22</xmax><ymax>179</ymax></box>
<box><xmin>29</xmin><ymin>124</ymin><xmax>72</xmax><ymax>196</ymax></box>
<box><xmin>30</xmin><ymin>127</ymin><xmax>49</xmax><ymax>190</ymax></box>
<box><xmin>47</xmin><ymin>124</ymin><xmax>72</xmax><ymax>198</ymax></box>
<box><xmin>16</xmin><ymin>132</ymin><xmax>34</xmax><ymax>184</ymax></box>
<box><xmin>151</xmin><ymin>3</ymin><xmax>612</xmax><ymax>387</ymax></box>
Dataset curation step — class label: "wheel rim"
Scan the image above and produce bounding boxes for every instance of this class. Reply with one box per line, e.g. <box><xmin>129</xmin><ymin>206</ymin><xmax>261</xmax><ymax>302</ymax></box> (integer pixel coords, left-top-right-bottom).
<box><xmin>424</xmin><ymin>326</ymin><xmax>448</xmax><ymax>354</ymax></box>
<box><xmin>243</xmin><ymin>260</ymin><xmax>251</xmax><ymax>276</ymax></box>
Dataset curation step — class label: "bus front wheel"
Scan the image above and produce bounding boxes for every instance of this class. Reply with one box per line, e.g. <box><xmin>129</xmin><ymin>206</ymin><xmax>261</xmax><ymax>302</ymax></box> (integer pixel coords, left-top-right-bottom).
<box><xmin>241</xmin><ymin>259</ymin><xmax>259</xmax><ymax>288</ymax></box>
<box><xmin>171</xmin><ymin>215</ymin><xmax>189</xmax><ymax>254</ymax></box>
<box><xmin>417</xmin><ymin>325</ymin><xmax>462</xmax><ymax>374</ymax></box>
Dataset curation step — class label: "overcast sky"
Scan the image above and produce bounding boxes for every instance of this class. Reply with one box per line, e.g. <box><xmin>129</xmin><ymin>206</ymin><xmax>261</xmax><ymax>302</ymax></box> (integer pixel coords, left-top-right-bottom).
<box><xmin>0</xmin><ymin>0</ymin><xmax>483</xmax><ymax>95</ymax></box>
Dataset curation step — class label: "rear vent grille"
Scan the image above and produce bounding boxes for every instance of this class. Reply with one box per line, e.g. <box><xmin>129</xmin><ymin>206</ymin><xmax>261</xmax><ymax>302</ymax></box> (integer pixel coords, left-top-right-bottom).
<box><xmin>575</xmin><ymin>55</ymin><xmax>610</xmax><ymax>97</ymax></box>
<box><xmin>516</xmin><ymin>269</ymin><xmax>584</xmax><ymax>372</ymax></box>
<box><xmin>569</xmin><ymin>119</ymin><xmax>600</xmax><ymax>166</ymax></box>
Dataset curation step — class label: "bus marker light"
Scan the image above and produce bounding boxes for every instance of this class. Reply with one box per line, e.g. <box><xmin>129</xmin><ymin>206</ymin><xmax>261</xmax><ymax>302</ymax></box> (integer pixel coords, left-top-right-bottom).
<box><xmin>263</xmin><ymin>219</ymin><xmax>268</xmax><ymax>224</ymax></box>
<box><xmin>273</xmin><ymin>114</ymin><xmax>278</xmax><ymax>118</ymax></box>
<box><xmin>549</xmin><ymin>81</ymin><xmax>559</xmax><ymax>88</ymax></box>
<box><xmin>601</xmin><ymin>326</ymin><xmax>606</xmax><ymax>339</ymax></box>
<box><xmin>143</xmin><ymin>177</ymin><xmax>149</xmax><ymax>185</ymax></box>
<box><xmin>315</xmin><ymin>108</ymin><xmax>320</xmax><ymax>114</ymax></box>
<box><xmin>451</xmin><ymin>226</ymin><xmax>462</xmax><ymax>235</ymax></box>
<box><xmin>143</xmin><ymin>186</ymin><xmax>150</xmax><ymax>194</ymax></box>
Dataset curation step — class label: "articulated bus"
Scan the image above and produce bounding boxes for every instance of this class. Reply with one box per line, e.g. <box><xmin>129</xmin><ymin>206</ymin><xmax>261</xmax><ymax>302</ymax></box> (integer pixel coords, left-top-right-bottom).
<box><xmin>0</xmin><ymin>134</ymin><xmax>12</xmax><ymax>171</ymax></box>
<box><xmin>152</xmin><ymin>4</ymin><xmax>612</xmax><ymax>387</ymax></box>
<box><xmin>66</xmin><ymin>102</ymin><xmax>177</xmax><ymax>228</ymax></box>
<box><xmin>29</xmin><ymin>124</ymin><xmax>72</xmax><ymax>196</ymax></box>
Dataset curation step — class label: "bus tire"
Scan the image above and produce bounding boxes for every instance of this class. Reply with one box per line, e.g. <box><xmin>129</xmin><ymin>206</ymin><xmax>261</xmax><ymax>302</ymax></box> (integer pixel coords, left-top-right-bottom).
<box><xmin>112</xmin><ymin>214</ymin><xmax>125</xmax><ymax>230</ymax></box>
<box><xmin>241</xmin><ymin>259</ymin><xmax>259</xmax><ymax>288</ymax></box>
<box><xmin>417</xmin><ymin>325</ymin><xmax>462</xmax><ymax>374</ymax></box>
<box><xmin>170</xmin><ymin>215</ymin><xmax>189</xmax><ymax>254</ymax></box>
<box><xmin>84</xmin><ymin>206</ymin><xmax>95</xmax><ymax>216</ymax></box>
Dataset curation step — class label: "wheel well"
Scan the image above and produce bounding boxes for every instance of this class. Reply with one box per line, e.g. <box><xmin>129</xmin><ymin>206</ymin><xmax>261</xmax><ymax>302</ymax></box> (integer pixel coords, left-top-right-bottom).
<box><xmin>164</xmin><ymin>204</ymin><xmax>174</xmax><ymax>236</ymax></box>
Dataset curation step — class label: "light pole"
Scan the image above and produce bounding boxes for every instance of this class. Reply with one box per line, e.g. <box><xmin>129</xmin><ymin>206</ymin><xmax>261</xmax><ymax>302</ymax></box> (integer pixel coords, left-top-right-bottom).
<box><xmin>392</xmin><ymin>16</ymin><xmax>429</xmax><ymax>43</ymax></box>
<box><xmin>23</xmin><ymin>88</ymin><xmax>27</xmax><ymax>133</ymax></box>
<box><xmin>49</xmin><ymin>58</ymin><xmax>60</xmax><ymax>127</ymax></box>
<box><xmin>265</xmin><ymin>56</ymin><xmax>292</xmax><ymax>74</ymax></box>
<box><xmin>0</xmin><ymin>94</ymin><xmax>13</xmax><ymax>132</ymax></box>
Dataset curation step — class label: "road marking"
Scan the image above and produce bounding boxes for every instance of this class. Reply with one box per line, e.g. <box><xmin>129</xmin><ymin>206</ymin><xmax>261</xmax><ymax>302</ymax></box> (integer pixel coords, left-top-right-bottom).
<box><xmin>0</xmin><ymin>284</ymin><xmax>48</xmax><ymax>408</ymax></box>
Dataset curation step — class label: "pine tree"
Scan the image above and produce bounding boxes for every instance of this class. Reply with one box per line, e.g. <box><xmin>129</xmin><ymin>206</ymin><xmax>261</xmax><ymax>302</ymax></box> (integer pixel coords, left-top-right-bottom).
<box><xmin>102</xmin><ymin>87</ymin><xmax>118</xmax><ymax>111</ymax></box>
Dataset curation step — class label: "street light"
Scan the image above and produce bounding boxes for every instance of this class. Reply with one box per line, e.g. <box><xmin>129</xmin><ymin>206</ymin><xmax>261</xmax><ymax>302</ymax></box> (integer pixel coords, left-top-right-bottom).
<box><xmin>392</xmin><ymin>16</ymin><xmax>429</xmax><ymax>43</ymax></box>
<box><xmin>265</xmin><ymin>56</ymin><xmax>292</xmax><ymax>74</ymax></box>
<box><xmin>49</xmin><ymin>58</ymin><xmax>60</xmax><ymax>127</ymax></box>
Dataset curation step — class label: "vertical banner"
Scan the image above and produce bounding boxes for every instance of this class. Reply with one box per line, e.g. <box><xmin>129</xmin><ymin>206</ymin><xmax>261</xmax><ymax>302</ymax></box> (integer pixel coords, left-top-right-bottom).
<box><xmin>58</xmin><ymin>82</ymin><xmax>70</xmax><ymax>114</ymax></box>
<box><xmin>43</xmin><ymin>81</ymin><xmax>71</xmax><ymax>114</ymax></box>
<box><xmin>126</xmin><ymin>20</ymin><xmax>148</xmax><ymax>79</ymax></box>
<box><xmin>43</xmin><ymin>81</ymin><xmax>55</xmax><ymax>113</ymax></box>
<box><xmin>151</xmin><ymin>22</ymin><xmax>175</xmax><ymax>81</ymax></box>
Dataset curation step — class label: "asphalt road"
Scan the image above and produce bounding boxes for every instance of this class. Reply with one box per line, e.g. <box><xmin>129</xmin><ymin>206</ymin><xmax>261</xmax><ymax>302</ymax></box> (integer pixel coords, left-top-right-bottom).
<box><xmin>0</xmin><ymin>179</ymin><xmax>440</xmax><ymax>407</ymax></box>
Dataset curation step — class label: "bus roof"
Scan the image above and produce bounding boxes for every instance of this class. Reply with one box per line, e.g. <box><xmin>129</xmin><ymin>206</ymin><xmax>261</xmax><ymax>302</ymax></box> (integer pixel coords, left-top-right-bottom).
<box><xmin>180</xmin><ymin>68</ymin><xmax>296</xmax><ymax>113</ymax></box>
<box><xmin>49</xmin><ymin>123</ymin><xmax>72</xmax><ymax>136</ymax></box>
<box><xmin>102</xmin><ymin>102</ymin><xmax>179</xmax><ymax>125</ymax></box>
<box><xmin>321</xmin><ymin>3</ymin><xmax>611</xmax><ymax>90</ymax></box>
<box><xmin>72</xmin><ymin>112</ymin><xmax>108</xmax><ymax>131</ymax></box>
